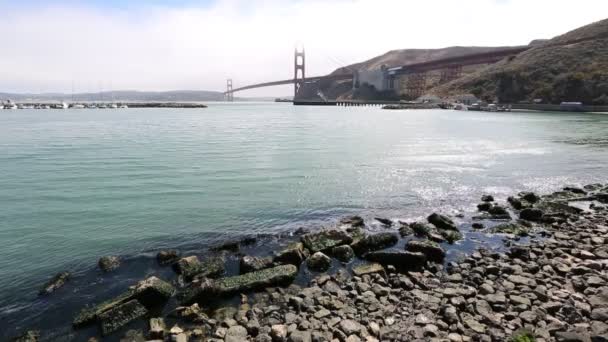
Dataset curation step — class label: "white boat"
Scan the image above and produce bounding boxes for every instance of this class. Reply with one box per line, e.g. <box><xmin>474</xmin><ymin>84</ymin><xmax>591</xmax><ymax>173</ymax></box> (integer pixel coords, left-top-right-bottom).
<box><xmin>98</xmin><ymin>103</ymin><xmax>107</xmax><ymax>109</ymax></box>
<box><xmin>119</xmin><ymin>104</ymin><xmax>128</xmax><ymax>109</ymax></box>
<box><xmin>43</xmin><ymin>105</ymin><xmax>51</xmax><ymax>109</ymax></box>
<box><xmin>109</xmin><ymin>103</ymin><xmax>118</xmax><ymax>109</ymax></box>
<box><xmin>71</xmin><ymin>104</ymin><xmax>86</xmax><ymax>109</ymax></box>
<box><xmin>0</xmin><ymin>105</ymin><xmax>4</xmax><ymax>109</ymax></box>
<box><xmin>22</xmin><ymin>105</ymin><xmax>35</xmax><ymax>109</ymax></box>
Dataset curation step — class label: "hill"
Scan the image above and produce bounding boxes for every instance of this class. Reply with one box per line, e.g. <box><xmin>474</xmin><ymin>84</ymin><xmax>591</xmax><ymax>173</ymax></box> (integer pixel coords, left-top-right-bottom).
<box><xmin>433</xmin><ymin>18</ymin><xmax>608</xmax><ymax>104</ymax></box>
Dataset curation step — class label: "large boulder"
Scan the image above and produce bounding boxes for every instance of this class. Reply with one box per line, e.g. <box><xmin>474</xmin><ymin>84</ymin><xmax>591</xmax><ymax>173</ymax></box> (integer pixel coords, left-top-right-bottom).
<box><xmin>410</xmin><ymin>222</ymin><xmax>433</xmax><ymax>237</ymax></box>
<box><xmin>179</xmin><ymin>265</ymin><xmax>298</xmax><ymax>304</ymax></box>
<box><xmin>98</xmin><ymin>256</ymin><xmax>120</xmax><ymax>273</ymax></box>
<box><xmin>365</xmin><ymin>251</ymin><xmax>426</xmax><ymax>270</ymax></box>
<box><xmin>331</xmin><ymin>245</ymin><xmax>355</xmax><ymax>263</ymax></box>
<box><xmin>274</xmin><ymin>242</ymin><xmax>308</xmax><ymax>266</ymax></box>
<box><xmin>406</xmin><ymin>240</ymin><xmax>446</xmax><ymax>263</ymax></box>
<box><xmin>351</xmin><ymin>232</ymin><xmax>398</xmax><ymax>256</ymax></box>
<box><xmin>39</xmin><ymin>271</ymin><xmax>70</xmax><ymax>296</ymax></box>
<box><xmin>73</xmin><ymin>276</ymin><xmax>174</xmax><ymax>327</ymax></box>
<box><xmin>240</xmin><ymin>256</ymin><xmax>273</xmax><ymax>274</ymax></box>
<box><xmin>520</xmin><ymin>208</ymin><xmax>544</xmax><ymax>222</ymax></box>
<box><xmin>488</xmin><ymin>205</ymin><xmax>511</xmax><ymax>219</ymax></box>
<box><xmin>98</xmin><ymin>299</ymin><xmax>147</xmax><ymax>336</ymax></box>
<box><xmin>173</xmin><ymin>256</ymin><xmax>224</xmax><ymax>280</ymax></box>
<box><xmin>427</xmin><ymin>213</ymin><xmax>458</xmax><ymax>231</ymax></box>
<box><xmin>156</xmin><ymin>250</ymin><xmax>180</xmax><ymax>266</ymax></box>
<box><xmin>301</xmin><ymin>230</ymin><xmax>353</xmax><ymax>253</ymax></box>
<box><xmin>306</xmin><ymin>252</ymin><xmax>332</xmax><ymax>272</ymax></box>
<box><xmin>520</xmin><ymin>192</ymin><xmax>540</xmax><ymax>203</ymax></box>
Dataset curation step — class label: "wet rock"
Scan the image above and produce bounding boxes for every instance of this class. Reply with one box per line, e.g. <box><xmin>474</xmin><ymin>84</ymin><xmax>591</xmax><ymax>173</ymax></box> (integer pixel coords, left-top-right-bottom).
<box><xmin>440</xmin><ymin>230</ymin><xmax>463</xmax><ymax>244</ymax></box>
<box><xmin>301</xmin><ymin>230</ymin><xmax>353</xmax><ymax>253</ymax></box>
<box><xmin>508</xmin><ymin>196</ymin><xmax>524</xmax><ymax>210</ymax></box>
<box><xmin>331</xmin><ymin>245</ymin><xmax>355</xmax><ymax>263</ymax></box>
<box><xmin>374</xmin><ymin>217</ymin><xmax>392</xmax><ymax>226</ymax></box>
<box><xmin>472</xmin><ymin>223</ymin><xmax>484</xmax><ymax>229</ymax></box>
<box><xmin>173</xmin><ymin>256</ymin><xmax>224</xmax><ymax>280</ymax></box>
<box><xmin>74</xmin><ymin>276</ymin><xmax>174</xmax><ymax>327</ymax></box>
<box><xmin>478</xmin><ymin>202</ymin><xmax>493</xmax><ymax>212</ymax></box>
<box><xmin>428</xmin><ymin>213</ymin><xmax>458</xmax><ymax>231</ymax></box>
<box><xmin>156</xmin><ymin>250</ymin><xmax>179</xmax><ymax>266</ymax></box>
<box><xmin>240</xmin><ymin>256</ymin><xmax>274</xmax><ymax>274</ymax></box>
<box><xmin>274</xmin><ymin>242</ymin><xmax>308</xmax><ymax>266</ymax></box>
<box><xmin>98</xmin><ymin>299</ymin><xmax>147</xmax><ymax>336</ymax></box>
<box><xmin>351</xmin><ymin>232</ymin><xmax>398</xmax><ymax>256</ymax></box>
<box><xmin>211</xmin><ymin>241</ymin><xmax>239</xmax><ymax>252</ymax></box>
<box><xmin>98</xmin><ymin>256</ymin><xmax>120</xmax><ymax>273</ymax></box>
<box><xmin>179</xmin><ymin>265</ymin><xmax>298</xmax><ymax>303</ymax></box>
<box><xmin>406</xmin><ymin>240</ymin><xmax>445</xmax><ymax>263</ymax></box>
<box><xmin>482</xmin><ymin>195</ymin><xmax>495</xmax><ymax>202</ymax></box>
<box><xmin>488</xmin><ymin>205</ymin><xmax>511</xmax><ymax>219</ymax></box>
<box><xmin>365</xmin><ymin>251</ymin><xmax>426</xmax><ymax>269</ymax></box>
<box><xmin>340</xmin><ymin>216</ymin><xmax>364</xmax><ymax>228</ymax></box>
<box><xmin>520</xmin><ymin>208</ymin><xmax>544</xmax><ymax>222</ymax></box>
<box><xmin>39</xmin><ymin>271</ymin><xmax>70</xmax><ymax>296</ymax></box>
<box><xmin>491</xmin><ymin>222</ymin><xmax>529</xmax><ymax>236</ymax></box>
<box><xmin>12</xmin><ymin>330</ymin><xmax>40</xmax><ymax>342</ymax></box>
<box><xmin>306</xmin><ymin>252</ymin><xmax>332</xmax><ymax>272</ymax></box>
<box><xmin>352</xmin><ymin>263</ymin><xmax>385</xmax><ymax>277</ymax></box>
<box><xmin>410</xmin><ymin>222</ymin><xmax>433</xmax><ymax>237</ymax></box>
<box><xmin>520</xmin><ymin>192</ymin><xmax>540</xmax><ymax>203</ymax></box>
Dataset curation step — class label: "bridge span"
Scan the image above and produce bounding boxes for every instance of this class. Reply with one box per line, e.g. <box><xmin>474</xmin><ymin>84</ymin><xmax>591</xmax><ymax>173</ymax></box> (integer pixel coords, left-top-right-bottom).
<box><xmin>224</xmin><ymin>46</ymin><xmax>531</xmax><ymax>100</ymax></box>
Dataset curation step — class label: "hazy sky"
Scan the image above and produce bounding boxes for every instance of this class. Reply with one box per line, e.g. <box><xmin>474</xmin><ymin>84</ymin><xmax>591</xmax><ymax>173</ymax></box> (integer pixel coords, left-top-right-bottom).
<box><xmin>1</xmin><ymin>0</ymin><xmax>606</xmax><ymax>97</ymax></box>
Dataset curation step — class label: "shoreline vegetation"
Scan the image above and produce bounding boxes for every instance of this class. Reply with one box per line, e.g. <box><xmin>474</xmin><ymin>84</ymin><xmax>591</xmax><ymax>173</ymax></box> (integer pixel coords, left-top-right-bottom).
<box><xmin>12</xmin><ymin>183</ymin><xmax>608</xmax><ymax>342</ymax></box>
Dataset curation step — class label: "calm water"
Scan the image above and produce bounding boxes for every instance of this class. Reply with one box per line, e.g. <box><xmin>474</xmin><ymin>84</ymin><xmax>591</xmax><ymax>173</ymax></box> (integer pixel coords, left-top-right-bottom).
<box><xmin>1</xmin><ymin>103</ymin><xmax>607</xmax><ymax>337</ymax></box>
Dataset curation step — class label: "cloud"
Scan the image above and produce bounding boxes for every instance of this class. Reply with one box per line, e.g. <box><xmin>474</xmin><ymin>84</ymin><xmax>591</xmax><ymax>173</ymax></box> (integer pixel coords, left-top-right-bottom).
<box><xmin>0</xmin><ymin>0</ymin><xmax>606</xmax><ymax>96</ymax></box>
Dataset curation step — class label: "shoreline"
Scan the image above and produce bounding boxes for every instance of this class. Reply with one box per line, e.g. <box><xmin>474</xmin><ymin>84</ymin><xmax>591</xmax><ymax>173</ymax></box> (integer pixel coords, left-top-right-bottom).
<box><xmin>9</xmin><ymin>183</ymin><xmax>608</xmax><ymax>341</ymax></box>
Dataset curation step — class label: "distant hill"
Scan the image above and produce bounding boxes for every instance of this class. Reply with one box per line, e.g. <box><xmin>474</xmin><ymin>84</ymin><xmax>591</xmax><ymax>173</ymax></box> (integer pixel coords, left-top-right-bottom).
<box><xmin>433</xmin><ymin>18</ymin><xmax>608</xmax><ymax>104</ymax></box>
<box><xmin>321</xmin><ymin>46</ymin><xmax>525</xmax><ymax>100</ymax></box>
<box><xmin>0</xmin><ymin>90</ymin><xmax>226</xmax><ymax>102</ymax></box>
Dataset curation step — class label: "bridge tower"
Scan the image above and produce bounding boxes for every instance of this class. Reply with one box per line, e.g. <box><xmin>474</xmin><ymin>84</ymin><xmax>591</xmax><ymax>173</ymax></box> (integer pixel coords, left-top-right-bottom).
<box><xmin>225</xmin><ymin>79</ymin><xmax>234</xmax><ymax>102</ymax></box>
<box><xmin>294</xmin><ymin>47</ymin><xmax>305</xmax><ymax>99</ymax></box>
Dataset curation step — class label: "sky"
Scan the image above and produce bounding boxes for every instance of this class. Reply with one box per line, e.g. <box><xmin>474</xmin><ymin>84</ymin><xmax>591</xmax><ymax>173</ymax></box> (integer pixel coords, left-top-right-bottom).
<box><xmin>1</xmin><ymin>0</ymin><xmax>607</xmax><ymax>97</ymax></box>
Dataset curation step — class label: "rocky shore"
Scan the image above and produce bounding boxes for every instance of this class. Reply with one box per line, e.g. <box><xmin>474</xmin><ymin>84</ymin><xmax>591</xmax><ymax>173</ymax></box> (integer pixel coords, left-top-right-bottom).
<box><xmin>13</xmin><ymin>184</ymin><xmax>608</xmax><ymax>342</ymax></box>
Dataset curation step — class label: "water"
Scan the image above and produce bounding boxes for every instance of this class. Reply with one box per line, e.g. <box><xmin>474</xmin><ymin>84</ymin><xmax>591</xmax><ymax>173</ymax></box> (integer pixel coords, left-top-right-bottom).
<box><xmin>1</xmin><ymin>103</ymin><xmax>607</xmax><ymax>338</ymax></box>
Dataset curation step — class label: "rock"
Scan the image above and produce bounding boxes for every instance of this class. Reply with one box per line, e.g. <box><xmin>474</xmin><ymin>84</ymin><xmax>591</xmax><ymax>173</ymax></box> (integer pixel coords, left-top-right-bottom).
<box><xmin>340</xmin><ymin>216</ymin><xmax>365</xmax><ymax>228</ymax></box>
<box><xmin>592</xmin><ymin>308</ymin><xmax>608</xmax><ymax>321</ymax></box>
<box><xmin>482</xmin><ymin>195</ymin><xmax>495</xmax><ymax>202</ymax></box>
<box><xmin>179</xmin><ymin>265</ymin><xmax>298</xmax><ymax>303</ymax></box>
<box><xmin>478</xmin><ymin>202</ymin><xmax>493</xmax><ymax>212</ymax></box>
<box><xmin>508</xmin><ymin>196</ymin><xmax>524</xmax><ymax>210</ymax></box>
<box><xmin>240</xmin><ymin>256</ymin><xmax>273</xmax><ymax>274</ymax></box>
<box><xmin>39</xmin><ymin>271</ymin><xmax>70</xmax><ymax>296</ymax></box>
<box><xmin>428</xmin><ymin>213</ymin><xmax>458</xmax><ymax>231</ymax></box>
<box><xmin>98</xmin><ymin>299</ymin><xmax>148</xmax><ymax>336</ymax></box>
<box><xmin>271</xmin><ymin>324</ymin><xmax>288</xmax><ymax>341</ymax></box>
<box><xmin>554</xmin><ymin>331</ymin><xmax>591</xmax><ymax>342</ymax></box>
<box><xmin>410</xmin><ymin>222</ymin><xmax>433</xmax><ymax>237</ymax></box>
<box><xmin>173</xmin><ymin>255</ymin><xmax>224</xmax><ymax>280</ymax></box>
<box><xmin>169</xmin><ymin>303</ymin><xmax>208</xmax><ymax>322</ymax></box>
<box><xmin>225</xmin><ymin>325</ymin><xmax>248</xmax><ymax>342</ymax></box>
<box><xmin>472</xmin><ymin>223</ymin><xmax>484</xmax><ymax>229</ymax></box>
<box><xmin>440</xmin><ymin>229</ymin><xmax>463</xmax><ymax>243</ymax></box>
<box><xmin>74</xmin><ymin>276</ymin><xmax>174</xmax><ymax>327</ymax></box>
<box><xmin>520</xmin><ymin>192</ymin><xmax>540</xmax><ymax>203</ymax></box>
<box><xmin>274</xmin><ymin>242</ymin><xmax>308</xmax><ymax>266</ymax></box>
<box><xmin>211</xmin><ymin>241</ymin><xmax>239</xmax><ymax>252</ymax></box>
<box><xmin>12</xmin><ymin>331</ymin><xmax>40</xmax><ymax>342</ymax></box>
<box><xmin>331</xmin><ymin>245</ymin><xmax>355</xmax><ymax>263</ymax></box>
<box><xmin>365</xmin><ymin>251</ymin><xmax>426</xmax><ymax>269</ymax></box>
<box><xmin>149</xmin><ymin>318</ymin><xmax>166</xmax><ymax>339</ymax></box>
<box><xmin>491</xmin><ymin>222</ymin><xmax>529</xmax><ymax>236</ymax></box>
<box><xmin>339</xmin><ymin>319</ymin><xmax>361</xmax><ymax>336</ymax></box>
<box><xmin>374</xmin><ymin>217</ymin><xmax>392</xmax><ymax>226</ymax></box>
<box><xmin>520</xmin><ymin>208</ymin><xmax>544</xmax><ymax>222</ymax></box>
<box><xmin>489</xmin><ymin>205</ymin><xmax>511</xmax><ymax>219</ymax></box>
<box><xmin>351</xmin><ymin>232</ymin><xmax>398</xmax><ymax>255</ymax></box>
<box><xmin>288</xmin><ymin>330</ymin><xmax>312</xmax><ymax>342</ymax></box>
<box><xmin>509</xmin><ymin>245</ymin><xmax>530</xmax><ymax>260</ymax></box>
<box><xmin>156</xmin><ymin>250</ymin><xmax>179</xmax><ymax>265</ymax></box>
<box><xmin>406</xmin><ymin>240</ymin><xmax>445</xmax><ymax>262</ymax></box>
<box><xmin>306</xmin><ymin>252</ymin><xmax>332</xmax><ymax>272</ymax></box>
<box><xmin>352</xmin><ymin>263</ymin><xmax>385</xmax><ymax>277</ymax></box>
<box><xmin>98</xmin><ymin>256</ymin><xmax>120</xmax><ymax>272</ymax></box>
<box><xmin>301</xmin><ymin>230</ymin><xmax>353</xmax><ymax>253</ymax></box>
